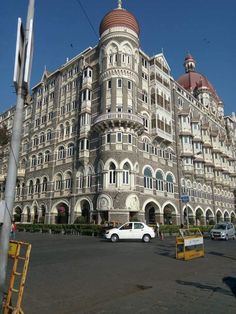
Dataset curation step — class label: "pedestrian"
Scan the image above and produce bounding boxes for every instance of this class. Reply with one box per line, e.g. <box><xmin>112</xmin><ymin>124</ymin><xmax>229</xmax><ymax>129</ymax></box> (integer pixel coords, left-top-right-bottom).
<box><xmin>155</xmin><ymin>221</ymin><xmax>160</xmax><ymax>238</ymax></box>
<box><xmin>159</xmin><ymin>222</ymin><xmax>164</xmax><ymax>240</ymax></box>
<box><xmin>10</xmin><ymin>221</ymin><xmax>17</xmax><ymax>240</ymax></box>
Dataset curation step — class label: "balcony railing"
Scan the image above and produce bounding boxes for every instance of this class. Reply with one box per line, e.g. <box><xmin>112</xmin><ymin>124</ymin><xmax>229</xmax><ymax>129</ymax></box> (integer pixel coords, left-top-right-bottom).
<box><xmin>151</xmin><ymin>128</ymin><xmax>173</xmax><ymax>143</ymax></box>
<box><xmin>93</xmin><ymin>112</ymin><xmax>143</xmax><ymax>125</ymax></box>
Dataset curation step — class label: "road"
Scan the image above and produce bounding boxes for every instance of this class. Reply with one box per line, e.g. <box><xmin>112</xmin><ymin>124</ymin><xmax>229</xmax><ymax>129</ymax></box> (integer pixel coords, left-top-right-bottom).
<box><xmin>7</xmin><ymin>232</ymin><xmax>236</xmax><ymax>314</ymax></box>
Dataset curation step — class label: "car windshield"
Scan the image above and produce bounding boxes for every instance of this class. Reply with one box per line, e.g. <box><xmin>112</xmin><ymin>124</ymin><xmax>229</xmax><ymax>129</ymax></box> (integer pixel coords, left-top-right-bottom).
<box><xmin>214</xmin><ymin>224</ymin><xmax>227</xmax><ymax>230</ymax></box>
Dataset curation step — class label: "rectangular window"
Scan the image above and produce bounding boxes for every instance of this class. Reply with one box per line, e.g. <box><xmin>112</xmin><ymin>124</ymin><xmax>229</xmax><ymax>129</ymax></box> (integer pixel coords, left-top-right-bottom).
<box><xmin>128</xmin><ymin>134</ymin><xmax>132</xmax><ymax>144</ymax></box>
<box><xmin>107</xmin><ymin>133</ymin><xmax>111</xmax><ymax>143</ymax></box>
<box><xmin>117</xmin><ymin>132</ymin><xmax>122</xmax><ymax>142</ymax></box>
<box><xmin>117</xmin><ymin>79</ymin><xmax>122</xmax><ymax>88</ymax></box>
<box><xmin>128</xmin><ymin>81</ymin><xmax>132</xmax><ymax>90</ymax></box>
<box><xmin>108</xmin><ymin>80</ymin><xmax>111</xmax><ymax>89</ymax></box>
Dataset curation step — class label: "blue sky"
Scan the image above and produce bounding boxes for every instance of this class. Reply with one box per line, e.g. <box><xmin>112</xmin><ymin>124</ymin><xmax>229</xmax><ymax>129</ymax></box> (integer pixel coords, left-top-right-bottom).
<box><xmin>0</xmin><ymin>0</ymin><xmax>235</xmax><ymax>115</ymax></box>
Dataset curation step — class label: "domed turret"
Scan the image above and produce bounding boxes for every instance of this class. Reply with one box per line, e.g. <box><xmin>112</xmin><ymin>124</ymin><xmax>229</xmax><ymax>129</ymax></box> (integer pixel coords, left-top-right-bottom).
<box><xmin>99</xmin><ymin>1</ymin><xmax>140</xmax><ymax>37</ymax></box>
<box><xmin>177</xmin><ymin>54</ymin><xmax>220</xmax><ymax>101</ymax></box>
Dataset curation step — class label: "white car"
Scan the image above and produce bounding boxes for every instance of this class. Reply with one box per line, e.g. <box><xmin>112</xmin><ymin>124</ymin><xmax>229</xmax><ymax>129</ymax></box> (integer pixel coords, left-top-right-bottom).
<box><xmin>210</xmin><ymin>222</ymin><xmax>236</xmax><ymax>240</ymax></box>
<box><xmin>105</xmin><ymin>222</ymin><xmax>155</xmax><ymax>243</ymax></box>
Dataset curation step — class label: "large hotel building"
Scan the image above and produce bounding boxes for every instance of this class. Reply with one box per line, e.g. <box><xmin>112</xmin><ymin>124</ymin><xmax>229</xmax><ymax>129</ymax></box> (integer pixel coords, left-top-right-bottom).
<box><xmin>0</xmin><ymin>2</ymin><xmax>236</xmax><ymax>225</ymax></box>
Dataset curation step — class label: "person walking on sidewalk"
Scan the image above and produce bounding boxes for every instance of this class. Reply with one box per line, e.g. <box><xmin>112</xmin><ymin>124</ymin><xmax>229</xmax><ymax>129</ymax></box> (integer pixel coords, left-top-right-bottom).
<box><xmin>159</xmin><ymin>222</ymin><xmax>164</xmax><ymax>240</ymax></box>
<box><xmin>155</xmin><ymin>221</ymin><xmax>160</xmax><ymax>238</ymax></box>
<box><xmin>10</xmin><ymin>221</ymin><xmax>17</xmax><ymax>240</ymax></box>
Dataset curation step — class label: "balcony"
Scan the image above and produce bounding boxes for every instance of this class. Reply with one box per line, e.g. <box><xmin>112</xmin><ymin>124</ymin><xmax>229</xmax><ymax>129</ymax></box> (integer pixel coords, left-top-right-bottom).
<box><xmin>92</xmin><ymin>113</ymin><xmax>144</xmax><ymax>134</ymax></box>
<box><xmin>194</xmin><ymin>169</ymin><xmax>204</xmax><ymax>178</ymax></box>
<box><xmin>205</xmin><ymin>173</ymin><xmax>214</xmax><ymax>181</ymax></box>
<box><xmin>151</xmin><ymin>128</ymin><xmax>173</xmax><ymax>143</ymax></box>
<box><xmin>82</xmin><ymin>76</ymin><xmax>92</xmax><ymax>89</ymax></box>
<box><xmin>17</xmin><ymin>168</ymin><xmax>26</xmax><ymax>178</ymax></box>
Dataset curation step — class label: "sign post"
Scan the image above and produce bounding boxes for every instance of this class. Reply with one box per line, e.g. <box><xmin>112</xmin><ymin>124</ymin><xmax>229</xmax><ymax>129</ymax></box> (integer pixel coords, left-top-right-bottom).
<box><xmin>0</xmin><ymin>0</ymin><xmax>35</xmax><ymax>308</ymax></box>
<box><xmin>180</xmin><ymin>195</ymin><xmax>190</xmax><ymax>229</ymax></box>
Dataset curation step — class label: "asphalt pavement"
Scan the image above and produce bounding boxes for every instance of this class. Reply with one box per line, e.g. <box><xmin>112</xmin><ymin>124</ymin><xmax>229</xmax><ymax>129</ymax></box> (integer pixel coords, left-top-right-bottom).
<box><xmin>7</xmin><ymin>232</ymin><xmax>236</xmax><ymax>314</ymax></box>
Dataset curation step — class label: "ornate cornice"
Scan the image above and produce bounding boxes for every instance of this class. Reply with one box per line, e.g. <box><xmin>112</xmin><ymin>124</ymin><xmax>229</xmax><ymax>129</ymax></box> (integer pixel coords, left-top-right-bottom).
<box><xmin>100</xmin><ymin>68</ymin><xmax>139</xmax><ymax>84</ymax></box>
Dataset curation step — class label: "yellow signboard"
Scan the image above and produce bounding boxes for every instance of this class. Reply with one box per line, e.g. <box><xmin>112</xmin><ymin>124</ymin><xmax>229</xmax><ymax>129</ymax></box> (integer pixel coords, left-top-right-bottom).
<box><xmin>8</xmin><ymin>242</ymin><xmax>18</xmax><ymax>257</ymax></box>
<box><xmin>176</xmin><ymin>228</ymin><xmax>204</xmax><ymax>261</ymax></box>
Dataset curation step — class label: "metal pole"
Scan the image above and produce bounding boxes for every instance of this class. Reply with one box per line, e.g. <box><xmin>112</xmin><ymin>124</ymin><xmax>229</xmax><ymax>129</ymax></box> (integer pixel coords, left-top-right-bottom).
<box><xmin>172</xmin><ymin>86</ymin><xmax>184</xmax><ymax>225</ymax></box>
<box><xmin>0</xmin><ymin>0</ymin><xmax>34</xmax><ymax>307</ymax></box>
<box><xmin>186</xmin><ymin>203</ymin><xmax>189</xmax><ymax>229</ymax></box>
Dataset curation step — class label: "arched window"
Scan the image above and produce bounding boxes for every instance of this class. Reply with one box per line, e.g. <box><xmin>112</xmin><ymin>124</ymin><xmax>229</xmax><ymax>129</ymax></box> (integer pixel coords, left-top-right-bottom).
<box><xmin>38</xmin><ymin>153</ymin><xmax>43</xmax><ymax>165</ymax></box>
<box><xmin>144</xmin><ymin>168</ymin><xmax>152</xmax><ymax>189</ymax></box>
<box><xmin>42</xmin><ymin>177</ymin><xmax>48</xmax><ymax>192</ymax></box>
<box><xmin>64</xmin><ymin>172</ymin><xmax>72</xmax><ymax>189</ymax></box>
<box><xmin>58</xmin><ymin>146</ymin><xmax>65</xmax><ymax>160</ymax></box>
<box><xmin>65</xmin><ymin>122</ymin><xmax>70</xmax><ymax>136</ymax></box>
<box><xmin>46</xmin><ymin>129</ymin><xmax>52</xmax><ymax>141</ymax></box>
<box><xmin>77</xmin><ymin>172</ymin><xmax>83</xmax><ymax>189</ymax></box>
<box><xmin>87</xmin><ymin>169</ymin><xmax>92</xmax><ymax>188</ymax></box>
<box><xmin>67</xmin><ymin>143</ymin><xmax>74</xmax><ymax>157</ymax></box>
<box><xmin>59</xmin><ymin>124</ymin><xmax>64</xmax><ymax>139</ymax></box>
<box><xmin>156</xmin><ymin>171</ymin><xmax>164</xmax><ymax>191</ymax></box>
<box><xmin>31</xmin><ymin>155</ymin><xmax>37</xmax><ymax>167</ymax></box>
<box><xmin>109</xmin><ymin>162</ymin><xmax>116</xmax><ymax>184</ymax></box>
<box><xmin>35</xmin><ymin>179</ymin><xmax>40</xmax><ymax>193</ymax></box>
<box><xmin>39</xmin><ymin>132</ymin><xmax>45</xmax><ymax>144</ymax></box>
<box><xmin>123</xmin><ymin>162</ymin><xmax>130</xmax><ymax>184</ymax></box>
<box><xmin>166</xmin><ymin>174</ymin><xmax>174</xmax><ymax>193</ymax></box>
<box><xmin>33</xmin><ymin>136</ymin><xmax>38</xmax><ymax>147</ymax></box>
<box><xmin>97</xmin><ymin>164</ymin><xmax>103</xmax><ymax>190</ymax></box>
<box><xmin>55</xmin><ymin>174</ymin><xmax>62</xmax><ymax>190</ymax></box>
<box><xmin>142</xmin><ymin>91</ymin><xmax>148</xmax><ymax>103</ymax></box>
<box><xmin>44</xmin><ymin>150</ymin><xmax>50</xmax><ymax>163</ymax></box>
<box><xmin>28</xmin><ymin>180</ymin><xmax>34</xmax><ymax>195</ymax></box>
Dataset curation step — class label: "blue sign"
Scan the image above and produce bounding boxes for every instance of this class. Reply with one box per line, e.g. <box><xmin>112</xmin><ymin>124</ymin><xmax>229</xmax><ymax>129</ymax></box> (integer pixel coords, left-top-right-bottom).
<box><xmin>181</xmin><ymin>195</ymin><xmax>190</xmax><ymax>203</ymax></box>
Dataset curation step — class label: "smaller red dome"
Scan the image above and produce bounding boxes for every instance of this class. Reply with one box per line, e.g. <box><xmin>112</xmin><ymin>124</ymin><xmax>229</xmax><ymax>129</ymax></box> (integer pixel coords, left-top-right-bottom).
<box><xmin>177</xmin><ymin>72</ymin><xmax>219</xmax><ymax>100</ymax></box>
<box><xmin>99</xmin><ymin>8</ymin><xmax>140</xmax><ymax>36</ymax></box>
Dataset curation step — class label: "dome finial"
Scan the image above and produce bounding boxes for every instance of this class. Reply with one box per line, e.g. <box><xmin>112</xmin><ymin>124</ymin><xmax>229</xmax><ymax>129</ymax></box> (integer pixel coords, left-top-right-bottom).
<box><xmin>117</xmin><ymin>0</ymin><xmax>122</xmax><ymax>9</ymax></box>
<box><xmin>184</xmin><ymin>53</ymin><xmax>196</xmax><ymax>73</ymax></box>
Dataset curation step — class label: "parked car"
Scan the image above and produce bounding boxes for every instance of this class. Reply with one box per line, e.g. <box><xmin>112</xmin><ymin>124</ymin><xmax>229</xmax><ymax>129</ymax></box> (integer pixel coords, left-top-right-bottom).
<box><xmin>105</xmin><ymin>222</ymin><xmax>155</xmax><ymax>243</ymax></box>
<box><xmin>210</xmin><ymin>222</ymin><xmax>235</xmax><ymax>240</ymax></box>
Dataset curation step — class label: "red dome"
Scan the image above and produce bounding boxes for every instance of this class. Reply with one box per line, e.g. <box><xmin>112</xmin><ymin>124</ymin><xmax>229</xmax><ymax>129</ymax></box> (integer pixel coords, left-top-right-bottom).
<box><xmin>99</xmin><ymin>8</ymin><xmax>140</xmax><ymax>36</ymax></box>
<box><xmin>177</xmin><ymin>71</ymin><xmax>219</xmax><ymax>100</ymax></box>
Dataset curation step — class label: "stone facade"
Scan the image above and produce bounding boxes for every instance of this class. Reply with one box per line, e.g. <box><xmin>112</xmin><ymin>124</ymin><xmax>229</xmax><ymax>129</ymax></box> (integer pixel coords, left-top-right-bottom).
<box><xmin>0</xmin><ymin>4</ymin><xmax>235</xmax><ymax>225</ymax></box>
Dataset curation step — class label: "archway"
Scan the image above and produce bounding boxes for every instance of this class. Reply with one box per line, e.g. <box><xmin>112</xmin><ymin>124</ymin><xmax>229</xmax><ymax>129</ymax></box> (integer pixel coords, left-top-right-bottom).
<box><xmin>224</xmin><ymin>211</ymin><xmax>229</xmax><ymax>222</ymax></box>
<box><xmin>100</xmin><ymin>211</ymin><xmax>108</xmax><ymax>224</ymax></box>
<box><xmin>26</xmin><ymin>207</ymin><xmax>31</xmax><ymax>223</ymax></box>
<box><xmin>81</xmin><ymin>200</ymin><xmax>90</xmax><ymax>224</ymax></box>
<box><xmin>39</xmin><ymin>205</ymin><xmax>46</xmax><ymax>224</ymax></box>
<box><xmin>195</xmin><ymin>208</ymin><xmax>204</xmax><ymax>225</ymax></box>
<box><xmin>33</xmin><ymin>206</ymin><xmax>38</xmax><ymax>223</ymax></box>
<box><xmin>231</xmin><ymin>213</ymin><xmax>235</xmax><ymax>223</ymax></box>
<box><xmin>163</xmin><ymin>204</ymin><xmax>176</xmax><ymax>225</ymax></box>
<box><xmin>206</xmin><ymin>209</ymin><xmax>214</xmax><ymax>225</ymax></box>
<box><xmin>144</xmin><ymin>201</ymin><xmax>160</xmax><ymax>224</ymax></box>
<box><xmin>57</xmin><ymin>203</ymin><xmax>69</xmax><ymax>224</ymax></box>
<box><xmin>14</xmin><ymin>207</ymin><xmax>22</xmax><ymax>222</ymax></box>
<box><xmin>184</xmin><ymin>205</ymin><xmax>194</xmax><ymax>225</ymax></box>
<box><xmin>216</xmin><ymin>211</ymin><xmax>222</xmax><ymax>223</ymax></box>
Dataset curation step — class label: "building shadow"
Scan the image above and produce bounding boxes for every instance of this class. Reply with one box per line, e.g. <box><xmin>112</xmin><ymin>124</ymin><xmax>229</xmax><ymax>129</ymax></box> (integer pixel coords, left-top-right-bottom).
<box><xmin>176</xmin><ymin>280</ymin><xmax>233</xmax><ymax>297</ymax></box>
<box><xmin>222</xmin><ymin>277</ymin><xmax>236</xmax><ymax>297</ymax></box>
<box><xmin>208</xmin><ymin>251</ymin><xmax>236</xmax><ymax>261</ymax></box>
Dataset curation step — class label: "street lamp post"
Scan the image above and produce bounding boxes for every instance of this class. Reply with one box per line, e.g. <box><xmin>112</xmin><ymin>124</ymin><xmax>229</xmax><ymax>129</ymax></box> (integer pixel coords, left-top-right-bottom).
<box><xmin>0</xmin><ymin>0</ymin><xmax>34</xmax><ymax>307</ymax></box>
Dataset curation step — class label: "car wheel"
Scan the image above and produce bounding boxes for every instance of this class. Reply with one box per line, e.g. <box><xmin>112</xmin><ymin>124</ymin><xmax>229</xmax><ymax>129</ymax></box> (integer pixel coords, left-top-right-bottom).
<box><xmin>233</xmin><ymin>235</ymin><xmax>236</xmax><ymax>240</ymax></box>
<box><xmin>143</xmin><ymin>234</ymin><xmax>151</xmax><ymax>243</ymax></box>
<box><xmin>225</xmin><ymin>234</ymin><xmax>229</xmax><ymax>241</ymax></box>
<box><xmin>111</xmin><ymin>234</ymin><xmax>119</xmax><ymax>243</ymax></box>
<box><xmin>211</xmin><ymin>237</ymin><xmax>214</xmax><ymax>240</ymax></box>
